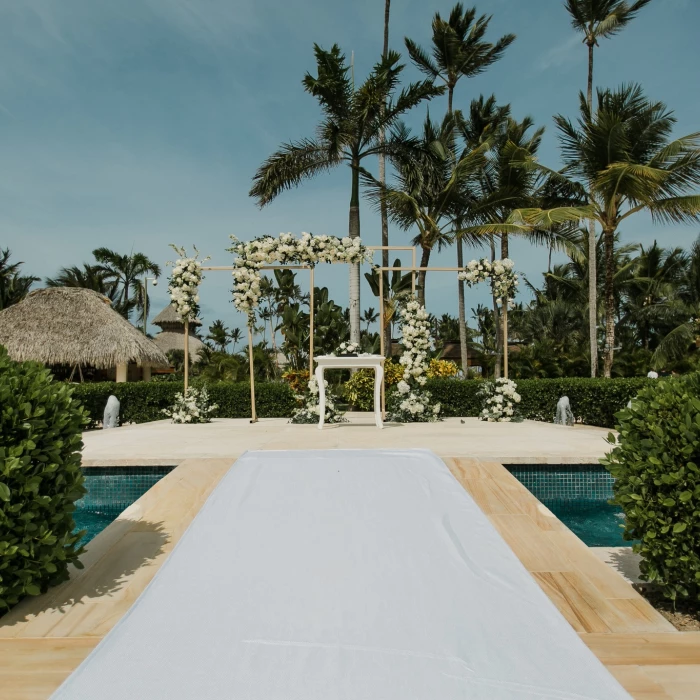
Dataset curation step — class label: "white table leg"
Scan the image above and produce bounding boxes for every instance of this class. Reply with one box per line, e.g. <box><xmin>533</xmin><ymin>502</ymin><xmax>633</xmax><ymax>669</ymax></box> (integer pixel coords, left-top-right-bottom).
<box><xmin>374</xmin><ymin>364</ymin><xmax>384</xmax><ymax>429</ymax></box>
<box><xmin>315</xmin><ymin>366</ymin><xmax>326</xmax><ymax>430</ymax></box>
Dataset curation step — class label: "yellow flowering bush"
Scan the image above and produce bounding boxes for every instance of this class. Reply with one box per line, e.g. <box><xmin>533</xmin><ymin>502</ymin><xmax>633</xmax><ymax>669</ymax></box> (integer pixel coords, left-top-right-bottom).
<box><xmin>343</xmin><ymin>360</ymin><xmax>402</xmax><ymax>410</ymax></box>
<box><xmin>427</xmin><ymin>359</ymin><xmax>459</xmax><ymax>378</ymax></box>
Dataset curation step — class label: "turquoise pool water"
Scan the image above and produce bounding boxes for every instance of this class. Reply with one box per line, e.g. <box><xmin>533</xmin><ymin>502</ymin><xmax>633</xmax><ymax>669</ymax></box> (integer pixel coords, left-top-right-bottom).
<box><xmin>74</xmin><ymin>467</ymin><xmax>174</xmax><ymax>545</ymax></box>
<box><xmin>506</xmin><ymin>465</ymin><xmax>632</xmax><ymax>547</ymax></box>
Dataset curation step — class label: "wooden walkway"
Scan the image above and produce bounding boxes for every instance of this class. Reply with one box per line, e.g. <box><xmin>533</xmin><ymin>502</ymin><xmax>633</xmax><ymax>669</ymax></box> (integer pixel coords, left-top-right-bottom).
<box><xmin>1</xmin><ymin>456</ymin><xmax>698</xmax><ymax>699</ymax></box>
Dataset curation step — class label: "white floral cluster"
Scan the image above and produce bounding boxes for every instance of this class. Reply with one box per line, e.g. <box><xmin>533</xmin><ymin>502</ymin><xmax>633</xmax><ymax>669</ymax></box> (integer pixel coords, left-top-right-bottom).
<box><xmin>167</xmin><ymin>245</ymin><xmax>209</xmax><ymax>321</ymax></box>
<box><xmin>387</xmin><ymin>298</ymin><xmax>441</xmax><ymax>423</ymax></box>
<box><xmin>335</xmin><ymin>341</ymin><xmax>360</xmax><ymax>355</ymax></box>
<box><xmin>229</xmin><ymin>232</ymin><xmax>372</xmax><ymax>321</ymax></box>
<box><xmin>290</xmin><ymin>377</ymin><xmax>347</xmax><ymax>424</ymax></box>
<box><xmin>162</xmin><ymin>387</ymin><xmax>218</xmax><ymax>424</ymax></box>
<box><xmin>398</xmin><ymin>299</ymin><xmax>431</xmax><ymax>386</ymax></box>
<box><xmin>478</xmin><ymin>378</ymin><xmax>522</xmax><ymax>422</ymax></box>
<box><xmin>459</xmin><ymin>258</ymin><xmax>518</xmax><ymax>307</ymax></box>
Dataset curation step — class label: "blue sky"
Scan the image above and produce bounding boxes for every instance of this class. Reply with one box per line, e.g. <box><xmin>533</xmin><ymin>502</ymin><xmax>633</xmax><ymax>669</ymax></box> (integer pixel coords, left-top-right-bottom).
<box><xmin>1</xmin><ymin>0</ymin><xmax>698</xmax><ymax>336</ymax></box>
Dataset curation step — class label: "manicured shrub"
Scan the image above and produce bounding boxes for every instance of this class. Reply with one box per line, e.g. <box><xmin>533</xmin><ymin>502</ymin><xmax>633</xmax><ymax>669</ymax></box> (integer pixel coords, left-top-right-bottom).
<box><xmin>0</xmin><ymin>347</ymin><xmax>87</xmax><ymax>613</ymax></box>
<box><xmin>602</xmin><ymin>374</ymin><xmax>700</xmax><ymax>602</ymax></box>
<box><xmin>72</xmin><ymin>380</ymin><xmax>296</xmax><ymax>428</ymax></box>
<box><xmin>427</xmin><ymin>376</ymin><xmax>651</xmax><ymax>427</ymax></box>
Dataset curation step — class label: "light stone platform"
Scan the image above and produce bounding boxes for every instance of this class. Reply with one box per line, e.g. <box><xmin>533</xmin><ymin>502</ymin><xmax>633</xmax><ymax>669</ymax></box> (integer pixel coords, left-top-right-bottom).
<box><xmin>83</xmin><ymin>415</ymin><xmax>613</xmax><ymax>466</ymax></box>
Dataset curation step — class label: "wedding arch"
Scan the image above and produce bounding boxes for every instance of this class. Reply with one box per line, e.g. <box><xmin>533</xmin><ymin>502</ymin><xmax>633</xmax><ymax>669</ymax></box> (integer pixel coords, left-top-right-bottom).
<box><xmin>168</xmin><ymin>236</ymin><xmax>518</xmax><ymax>421</ymax></box>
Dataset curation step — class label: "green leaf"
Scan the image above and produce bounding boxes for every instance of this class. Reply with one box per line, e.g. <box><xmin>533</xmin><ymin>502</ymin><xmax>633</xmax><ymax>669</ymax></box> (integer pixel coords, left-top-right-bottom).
<box><xmin>0</xmin><ymin>483</ymin><xmax>10</xmax><ymax>502</ymax></box>
<box><xmin>673</xmin><ymin>522</ymin><xmax>687</xmax><ymax>534</ymax></box>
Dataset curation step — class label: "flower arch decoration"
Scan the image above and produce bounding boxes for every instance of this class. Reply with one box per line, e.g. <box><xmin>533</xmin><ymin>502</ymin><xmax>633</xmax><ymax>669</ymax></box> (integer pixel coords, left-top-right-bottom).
<box><xmin>459</xmin><ymin>257</ymin><xmax>518</xmax><ymax>307</ymax></box>
<box><xmin>228</xmin><ymin>232</ymin><xmax>372</xmax><ymax>322</ymax></box>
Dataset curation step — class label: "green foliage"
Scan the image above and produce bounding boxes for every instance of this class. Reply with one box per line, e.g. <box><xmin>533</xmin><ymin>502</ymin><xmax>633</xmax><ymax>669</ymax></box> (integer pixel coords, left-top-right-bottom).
<box><xmin>427</xmin><ymin>376</ymin><xmax>651</xmax><ymax>427</ymax></box>
<box><xmin>0</xmin><ymin>347</ymin><xmax>87</xmax><ymax>612</ymax></box>
<box><xmin>602</xmin><ymin>374</ymin><xmax>700</xmax><ymax>602</ymax></box>
<box><xmin>343</xmin><ymin>361</ymin><xmax>403</xmax><ymax>410</ymax></box>
<box><xmin>72</xmin><ymin>381</ymin><xmax>297</xmax><ymax>428</ymax></box>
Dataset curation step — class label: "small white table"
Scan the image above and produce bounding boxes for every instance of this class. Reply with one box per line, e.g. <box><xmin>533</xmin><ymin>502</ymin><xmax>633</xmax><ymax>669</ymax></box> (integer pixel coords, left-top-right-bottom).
<box><xmin>314</xmin><ymin>354</ymin><xmax>385</xmax><ymax>430</ymax></box>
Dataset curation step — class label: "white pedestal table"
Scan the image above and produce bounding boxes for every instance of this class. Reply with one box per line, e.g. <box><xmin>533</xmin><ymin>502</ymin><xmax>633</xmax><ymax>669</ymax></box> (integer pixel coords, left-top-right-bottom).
<box><xmin>314</xmin><ymin>354</ymin><xmax>385</xmax><ymax>429</ymax></box>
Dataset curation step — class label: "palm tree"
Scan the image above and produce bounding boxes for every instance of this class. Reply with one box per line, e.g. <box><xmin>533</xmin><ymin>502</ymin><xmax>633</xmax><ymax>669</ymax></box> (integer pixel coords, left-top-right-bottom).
<box><xmin>379</xmin><ymin>0</ymin><xmax>392</xmax><ymax>356</ymax></box>
<box><xmin>364</xmin><ymin>258</ymin><xmax>413</xmax><ymax>342</ymax></box>
<box><xmin>554</xmin><ymin>84</ymin><xmax>700</xmax><ymax>375</ymax></box>
<box><xmin>230</xmin><ymin>327</ymin><xmax>243</xmax><ymax>353</ymax></box>
<box><xmin>0</xmin><ymin>249</ymin><xmax>38</xmax><ymax>310</ymax></box>
<box><xmin>362</xmin><ymin>307</ymin><xmax>379</xmax><ymax>332</ymax></box>
<box><xmin>405</xmin><ymin>3</ymin><xmax>514</xmax><ymax>374</ymax></box>
<box><xmin>46</xmin><ymin>263</ymin><xmax>123</xmax><ymax>307</ymax></box>
<box><xmin>207</xmin><ymin>320</ymin><xmax>230</xmax><ymax>353</ymax></box>
<box><xmin>564</xmin><ymin>0</ymin><xmax>653</xmax><ymax>376</ymax></box>
<box><xmin>92</xmin><ymin>248</ymin><xmax>161</xmax><ymax>321</ymax></box>
<box><xmin>249</xmin><ymin>45</ymin><xmax>442</xmax><ymax>344</ymax></box>
<box><xmin>364</xmin><ymin>112</ymin><xmax>491</xmax><ymax>306</ymax></box>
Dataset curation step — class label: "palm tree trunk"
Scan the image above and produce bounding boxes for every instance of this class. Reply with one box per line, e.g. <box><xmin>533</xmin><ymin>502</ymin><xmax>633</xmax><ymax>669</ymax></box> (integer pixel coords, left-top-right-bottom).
<box><xmin>587</xmin><ymin>40</ymin><xmax>598</xmax><ymax>378</ymax></box>
<box><xmin>491</xmin><ymin>238</ymin><xmax>501</xmax><ymax>379</ymax></box>
<box><xmin>349</xmin><ymin>158</ymin><xmax>361</xmax><ymax>344</ymax></box>
<box><xmin>603</xmin><ymin>227</ymin><xmax>615</xmax><ymax>378</ymax></box>
<box><xmin>418</xmin><ymin>246</ymin><xmax>430</xmax><ymax>307</ymax></box>
<box><xmin>380</xmin><ymin>0</ymin><xmax>391</xmax><ymax>356</ymax></box>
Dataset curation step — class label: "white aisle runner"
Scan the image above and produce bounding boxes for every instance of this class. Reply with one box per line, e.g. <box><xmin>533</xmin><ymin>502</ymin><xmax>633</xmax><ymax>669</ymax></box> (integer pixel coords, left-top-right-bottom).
<box><xmin>53</xmin><ymin>449</ymin><xmax>631</xmax><ymax>699</ymax></box>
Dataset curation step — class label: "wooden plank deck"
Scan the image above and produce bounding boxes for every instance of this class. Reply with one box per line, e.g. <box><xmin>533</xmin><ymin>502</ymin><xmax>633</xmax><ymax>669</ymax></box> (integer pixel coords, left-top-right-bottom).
<box><xmin>0</xmin><ymin>455</ymin><xmax>698</xmax><ymax>699</ymax></box>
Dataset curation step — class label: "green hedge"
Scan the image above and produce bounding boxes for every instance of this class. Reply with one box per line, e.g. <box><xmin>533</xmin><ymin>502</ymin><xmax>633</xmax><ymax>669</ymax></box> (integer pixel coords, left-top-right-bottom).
<box><xmin>602</xmin><ymin>374</ymin><xmax>700</xmax><ymax>602</ymax></box>
<box><xmin>71</xmin><ymin>381</ymin><xmax>297</xmax><ymax>428</ymax></box>
<box><xmin>0</xmin><ymin>348</ymin><xmax>87</xmax><ymax>613</ymax></box>
<box><xmin>72</xmin><ymin>376</ymin><xmax>651</xmax><ymax>429</ymax></box>
<box><xmin>427</xmin><ymin>377</ymin><xmax>652</xmax><ymax>427</ymax></box>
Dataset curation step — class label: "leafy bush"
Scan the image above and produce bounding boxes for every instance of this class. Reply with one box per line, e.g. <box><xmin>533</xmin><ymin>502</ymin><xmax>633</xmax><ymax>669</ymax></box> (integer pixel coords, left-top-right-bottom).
<box><xmin>343</xmin><ymin>360</ymin><xmax>403</xmax><ymax>410</ymax></box>
<box><xmin>72</xmin><ymin>380</ymin><xmax>296</xmax><ymax>428</ymax></box>
<box><xmin>426</xmin><ymin>359</ymin><xmax>459</xmax><ymax>378</ymax></box>
<box><xmin>0</xmin><ymin>347</ymin><xmax>87</xmax><ymax>612</ymax></box>
<box><xmin>602</xmin><ymin>374</ymin><xmax>700</xmax><ymax>602</ymax></box>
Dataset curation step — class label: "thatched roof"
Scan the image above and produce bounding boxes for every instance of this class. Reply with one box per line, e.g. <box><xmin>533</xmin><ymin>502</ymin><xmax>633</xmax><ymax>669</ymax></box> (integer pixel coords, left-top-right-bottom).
<box><xmin>152</xmin><ymin>331</ymin><xmax>206</xmax><ymax>360</ymax></box>
<box><xmin>0</xmin><ymin>287</ymin><xmax>169</xmax><ymax>369</ymax></box>
<box><xmin>152</xmin><ymin>304</ymin><xmax>202</xmax><ymax>328</ymax></box>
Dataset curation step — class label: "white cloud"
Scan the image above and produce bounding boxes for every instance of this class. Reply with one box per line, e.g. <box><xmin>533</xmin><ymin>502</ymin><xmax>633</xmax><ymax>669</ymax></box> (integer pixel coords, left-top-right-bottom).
<box><xmin>536</xmin><ymin>35</ymin><xmax>583</xmax><ymax>72</ymax></box>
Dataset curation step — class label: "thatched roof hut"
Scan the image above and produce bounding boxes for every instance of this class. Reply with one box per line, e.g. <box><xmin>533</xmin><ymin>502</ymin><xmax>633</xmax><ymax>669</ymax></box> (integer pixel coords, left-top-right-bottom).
<box><xmin>0</xmin><ymin>287</ymin><xmax>169</xmax><ymax>369</ymax></box>
<box><xmin>152</xmin><ymin>304</ymin><xmax>206</xmax><ymax>360</ymax></box>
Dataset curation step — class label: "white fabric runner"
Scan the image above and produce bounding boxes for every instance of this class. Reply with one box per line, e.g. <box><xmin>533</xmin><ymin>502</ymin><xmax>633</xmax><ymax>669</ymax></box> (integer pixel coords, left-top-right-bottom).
<box><xmin>53</xmin><ymin>449</ymin><xmax>630</xmax><ymax>699</ymax></box>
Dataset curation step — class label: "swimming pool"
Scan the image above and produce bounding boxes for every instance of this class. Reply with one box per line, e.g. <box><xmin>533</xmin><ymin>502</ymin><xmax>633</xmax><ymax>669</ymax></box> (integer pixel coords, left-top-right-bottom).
<box><xmin>506</xmin><ymin>464</ymin><xmax>632</xmax><ymax>547</ymax></box>
<box><xmin>74</xmin><ymin>467</ymin><xmax>174</xmax><ymax>545</ymax></box>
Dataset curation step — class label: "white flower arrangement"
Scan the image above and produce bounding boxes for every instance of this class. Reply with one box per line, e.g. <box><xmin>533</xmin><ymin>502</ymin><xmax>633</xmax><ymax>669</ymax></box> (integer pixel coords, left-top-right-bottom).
<box><xmin>459</xmin><ymin>257</ymin><xmax>518</xmax><ymax>308</ymax></box>
<box><xmin>167</xmin><ymin>245</ymin><xmax>210</xmax><ymax>321</ymax></box>
<box><xmin>335</xmin><ymin>341</ymin><xmax>360</xmax><ymax>355</ymax></box>
<box><xmin>387</xmin><ymin>297</ymin><xmax>441</xmax><ymax>422</ymax></box>
<box><xmin>478</xmin><ymin>377</ymin><xmax>522</xmax><ymax>422</ymax></box>
<box><xmin>228</xmin><ymin>232</ymin><xmax>372</xmax><ymax>322</ymax></box>
<box><xmin>163</xmin><ymin>387</ymin><xmax>218</xmax><ymax>424</ymax></box>
<box><xmin>290</xmin><ymin>377</ymin><xmax>347</xmax><ymax>424</ymax></box>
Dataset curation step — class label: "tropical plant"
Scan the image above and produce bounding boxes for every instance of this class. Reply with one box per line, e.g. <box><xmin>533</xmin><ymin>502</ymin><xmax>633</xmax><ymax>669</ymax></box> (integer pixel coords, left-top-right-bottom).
<box><xmin>0</xmin><ymin>347</ymin><xmax>87</xmax><ymax>613</ymax></box>
<box><xmin>92</xmin><ymin>248</ymin><xmax>161</xmax><ymax>321</ymax></box>
<box><xmin>206</xmin><ymin>320</ymin><xmax>231</xmax><ymax>353</ymax></box>
<box><xmin>364</xmin><ymin>258</ymin><xmax>413</xmax><ymax>341</ymax></box>
<box><xmin>405</xmin><ymin>2</ymin><xmax>515</xmax><ymax>373</ymax></box>
<box><xmin>0</xmin><ymin>249</ymin><xmax>39</xmax><ymax>310</ymax></box>
<box><xmin>603</xmin><ymin>372</ymin><xmax>700</xmax><ymax>602</ymax></box>
<box><xmin>554</xmin><ymin>84</ymin><xmax>700</xmax><ymax>376</ymax></box>
<box><xmin>564</xmin><ymin>0</ymin><xmax>654</xmax><ymax>377</ymax></box>
<box><xmin>362</xmin><ymin>307</ymin><xmax>379</xmax><ymax>333</ymax></box>
<box><xmin>250</xmin><ymin>45</ymin><xmax>442</xmax><ymax>343</ymax></box>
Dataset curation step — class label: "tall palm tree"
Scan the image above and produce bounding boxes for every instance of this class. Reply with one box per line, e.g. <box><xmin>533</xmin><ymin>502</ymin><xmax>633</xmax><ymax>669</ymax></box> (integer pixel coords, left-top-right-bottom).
<box><xmin>554</xmin><ymin>84</ymin><xmax>700</xmax><ymax>376</ymax></box>
<box><xmin>364</xmin><ymin>112</ymin><xmax>491</xmax><ymax>306</ymax></box>
<box><xmin>92</xmin><ymin>248</ymin><xmax>161</xmax><ymax>321</ymax></box>
<box><xmin>405</xmin><ymin>3</ymin><xmax>515</xmax><ymax>373</ymax></box>
<box><xmin>250</xmin><ymin>45</ymin><xmax>442</xmax><ymax>344</ymax></box>
<box><xmin>0</xmin><ymin>249</ymin><xmax>38</xmax><ymax>310</ymax></box>
<box><xmin>207</xmin><ymin>320</ymin><xmax>230</xmax><ymax>353</ymax></box>
<box><xmin>364</xmin><ymin>258</ymin><xmax>413</xmax><ymax>341</ymax></box>
<box><xmin>379</xmin><ymin>0</ymin><xmax>392</xmax><ymax>356</ymax></box>
<box><xmin>362</xmin><ymin>306</ymin><xmax>379</xmax><ymax>332</ymax></box>
<box><xmin>564</xmin><ymin>0</ymin><xmax>653</xmax><ymax>376</ymax></box>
